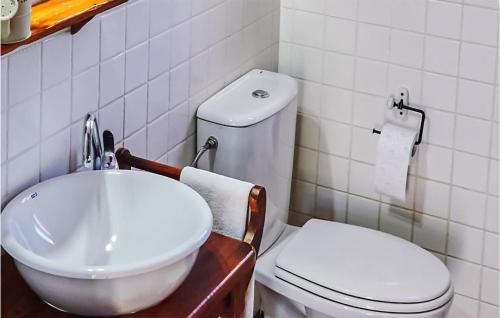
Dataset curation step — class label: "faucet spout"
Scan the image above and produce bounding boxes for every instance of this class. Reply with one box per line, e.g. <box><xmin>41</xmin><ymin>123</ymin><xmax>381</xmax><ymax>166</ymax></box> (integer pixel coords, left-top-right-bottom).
<box><xmin>83</xmin><ymin>113</ymin><xmax>103</xmax><ymax>170</ymax></box>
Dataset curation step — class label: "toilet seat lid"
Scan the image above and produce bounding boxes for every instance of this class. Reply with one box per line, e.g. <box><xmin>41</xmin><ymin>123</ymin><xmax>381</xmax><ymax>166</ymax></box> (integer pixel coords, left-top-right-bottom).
<box><xmin>275</xmin><ymin>219</ymin><xmax>451</xmax><ymax>304</ymax></box>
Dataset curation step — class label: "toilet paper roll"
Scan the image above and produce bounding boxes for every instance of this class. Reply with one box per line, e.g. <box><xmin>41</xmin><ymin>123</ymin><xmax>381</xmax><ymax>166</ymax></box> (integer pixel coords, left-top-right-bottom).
<box><xmin>374</xmin><ymin>123</ymin><xmax>417</xmax><ymax>201</ymax></box>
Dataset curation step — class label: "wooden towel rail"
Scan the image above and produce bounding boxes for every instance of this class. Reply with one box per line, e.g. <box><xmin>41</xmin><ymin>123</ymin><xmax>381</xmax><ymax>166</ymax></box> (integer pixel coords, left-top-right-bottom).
<box><xmin>115</xmin><ymin>148</ymin><xmax>267</xmax><ymax>255</ymax></box>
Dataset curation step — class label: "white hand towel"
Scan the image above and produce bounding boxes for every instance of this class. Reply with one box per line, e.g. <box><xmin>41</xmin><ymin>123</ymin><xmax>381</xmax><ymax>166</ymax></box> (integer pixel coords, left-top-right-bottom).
<box><xmin>180</xmin><ymin>167</ymin><xmax>254</xmax><ymax>240</ymax></box>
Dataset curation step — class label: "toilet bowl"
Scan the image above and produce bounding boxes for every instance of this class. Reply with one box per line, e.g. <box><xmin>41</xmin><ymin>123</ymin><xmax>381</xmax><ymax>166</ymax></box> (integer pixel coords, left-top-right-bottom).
<box><xmin>196</xmin><ymin>69</ymin><xmax>453</xmax><ymax>318</ymax></box>
<box><xmin>255</xmin><ymin>221</ymin><xmax>453</xmax><ymax>318</ymax></box>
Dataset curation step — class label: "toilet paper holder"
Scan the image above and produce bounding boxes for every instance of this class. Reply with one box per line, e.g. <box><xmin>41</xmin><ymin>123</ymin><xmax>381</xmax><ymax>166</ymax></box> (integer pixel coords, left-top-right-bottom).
<box><xmin>372</xmin><ymin>98</ymin><xmax>426</xmax><ymax>155</ymax></box>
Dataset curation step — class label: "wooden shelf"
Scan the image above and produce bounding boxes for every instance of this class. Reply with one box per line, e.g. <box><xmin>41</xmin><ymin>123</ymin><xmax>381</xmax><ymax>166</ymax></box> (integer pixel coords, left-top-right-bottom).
<box><xmin>1</xmin><ymin>0</ymin><xmax>127</xmax><ymax>56</ymax></box>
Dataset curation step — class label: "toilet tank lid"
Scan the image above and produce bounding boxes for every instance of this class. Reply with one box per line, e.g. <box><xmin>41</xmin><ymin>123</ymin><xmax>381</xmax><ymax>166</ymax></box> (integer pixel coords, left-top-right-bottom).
<box><xmin>197</xmin><ymin>70</ymin><xmax>298</xmax><ymax>127</ymax></box>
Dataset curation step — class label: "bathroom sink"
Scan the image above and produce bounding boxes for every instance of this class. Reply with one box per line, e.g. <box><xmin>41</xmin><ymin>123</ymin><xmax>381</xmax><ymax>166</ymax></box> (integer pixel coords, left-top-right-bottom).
<box><xmin>1</xmin><ymin>170</ymin><xmax>213</xmax><ymax>316</ymax></box>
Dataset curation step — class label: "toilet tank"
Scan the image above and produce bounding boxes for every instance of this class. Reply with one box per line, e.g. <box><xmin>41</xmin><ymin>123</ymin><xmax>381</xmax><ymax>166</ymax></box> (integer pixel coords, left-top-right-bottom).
<box><xmin>196</xmin><ymin>69</ymin><xmax>298</xmax><ymax>255</ymax></box>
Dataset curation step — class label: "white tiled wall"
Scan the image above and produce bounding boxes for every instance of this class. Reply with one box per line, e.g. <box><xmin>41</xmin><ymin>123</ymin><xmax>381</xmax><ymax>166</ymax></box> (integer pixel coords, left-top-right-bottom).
<box><xmin>1</xmin><ymin>0</ymin><xmax>280</xmax><ymax>205</ymax></box>
<box><xmin>281</xmin><ymin>0</ymin><xmax>499</xmax><ymax>317</ymax></box>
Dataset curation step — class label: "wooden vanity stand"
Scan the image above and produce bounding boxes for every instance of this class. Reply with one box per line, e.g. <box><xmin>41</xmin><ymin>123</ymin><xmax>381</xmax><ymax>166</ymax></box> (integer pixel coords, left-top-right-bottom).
<box><xmin>1</xmin><ymin>148</ymin><xmax>266</xmax><ymax>318</ymax></box>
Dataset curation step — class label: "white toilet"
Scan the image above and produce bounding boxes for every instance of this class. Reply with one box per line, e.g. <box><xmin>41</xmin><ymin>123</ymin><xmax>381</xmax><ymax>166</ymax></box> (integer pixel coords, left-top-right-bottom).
<box><xmin>196</xmin><ymin>69</ymin><xmax>454</xmax><ymax>318</ymax></box>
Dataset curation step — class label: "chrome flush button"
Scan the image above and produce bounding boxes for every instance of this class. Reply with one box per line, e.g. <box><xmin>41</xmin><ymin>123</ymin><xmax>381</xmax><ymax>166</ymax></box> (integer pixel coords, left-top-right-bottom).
<box><xmin>252</xmin><ymin>90</ymin><xmax>270</xmax><ymax>99</ymax></box>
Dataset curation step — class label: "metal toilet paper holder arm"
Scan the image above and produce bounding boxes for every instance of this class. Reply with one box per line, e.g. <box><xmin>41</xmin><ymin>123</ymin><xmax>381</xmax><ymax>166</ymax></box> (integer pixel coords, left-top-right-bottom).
<box><xmin>372</xmin><ymin>99</ymin><xmax>426</xmax><ymax>156</ymax></box>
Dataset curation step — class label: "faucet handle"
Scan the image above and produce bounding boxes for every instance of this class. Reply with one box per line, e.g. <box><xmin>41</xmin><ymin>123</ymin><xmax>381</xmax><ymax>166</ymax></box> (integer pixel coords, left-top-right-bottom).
<box><xmin>101</xmin><ymin>130</ymin><xmax>117</xmax><ymax>170</ymax></box>
<box><xmin>103</xmin><ymin>130</ymin><xmax>115</xmax><ymax>154</ymax></box>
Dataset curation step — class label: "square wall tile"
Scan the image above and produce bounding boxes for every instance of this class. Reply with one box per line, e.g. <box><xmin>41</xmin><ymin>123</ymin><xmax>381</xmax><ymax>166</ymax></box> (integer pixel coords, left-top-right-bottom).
<box><xmin>453</xmin><ymin>151</ymin><xmax>489</xmax><ymax>192</ymax></box>
<box><xmin>289</xmin><ymin>10</ymin><xmax>324</xmax><ymax>48</ymax></box>
<box><xmin>40</xmin><ymin>129</ymin><xmax>70</xmax><ymax>181</ymax></box>
<box><xmin>454</xmin><ymin>115</ymin><xmax>492</xmax><ymax>156</ymax></box>
<box><xmin>349</xmin><ymin>161</ymin><xmax>379</xmax><ymax>200</ymax></box>
<box><xmin>1</xmin><ymin>57</ymin><xmax>8</xmax><ymax>111</ymax></box>
<box><xmin>291</xmin><ymin>45</ymin><xmax>324</xmax><ymax>83</ymax></box>
<box><xmin>72</xmin><ymin>66</ymin><xmax>99</xmax><ymax>122</ymax></box>
<box><xmin>352</xmin><ymin>93</ymin><xmax>386</xmax><ymax>129</ymax></box>
<box><xmin>324</xmin><ymin>0</ymin><xmax>358</xmax><ymax>20</ymax></box>
<box><xmin>448</xmin><ymin>222</ymin><xmax>484</xmax><ymax>263</ymax></box>
<box><xmin>479</xmin><ymin>302</ymin><xmax>499</xmax><ymax>318</ymax></box>
<box><xmin>426</xmin><ymin>0</ymin><xmax>462</xmax><ymax>39</ymax></box>
<box><xmin>124</xmin><ymin>85</ymin><xmax>148</xmax><ymax>137</ymax></box>
<box><xmin>125</xmin><ymin>42</ymin><xmax>149</xmax><ymax>92</ymax></box>
<box><xmin>8</xmin><ymin>95</ymin><xmax>40</xmax><ymax>159</ymax></box>
<box><xmin>457</xmin><ymin>80</ymin><xmax>494</xmax><ymax>120</ymax></box>
<box><xmin>354</xmin><ymin>59</ymin><xmax>388</xmax><ymax>96</ymax></box>
<box><xmin>147</xmin><ymin>113</ymin><xmax>169</xmax><ymax>160</ymax></box>
<box><xmin>148</xmin><ymin>71</ymin><xmax>170</xmax><ymax>122</ymax></box>
<box><xmin>99</xmin><ymin>98</ymin><xmax>124</xmax><ymax>142</ymax></box>
<box><xmin>422</xmin><ymin>108</ymin><xmax>455</xmax><ymax>147</ymax></box>
<box><xmin>100</xmin><ymin>53</ymin><xmax>125</xmax><ymax>107</ymax></box>
<box><xmin>460</xmin><ymin>43</ymin><xmax>497</xmax><ymax>83</ymax></box>
<box><xmin>100</xmin><ymin>8</ymin><xmax>126</xmax><ymax>61</ymax></box>
<box><xmin>415</xmin><ymin>178</ymin><xmax>450</xmax><ymax>218</ymax></box>
<box><xmin>291</xmin><ymin>179</ymin><xmax>316</xmax><ymax>214</ymax></box>
<box><xmin>424</xmin><ymin>36</ymin><xmax>459</xmax><ymax>76</ymax></box>
<box><xmin>422</xmin><ymin>72</ymin><xmax>457</xmax><ymax>111</ymax></box>
<box><xmin>417</xmin><ymin>144</ymin><xmax>453</xmax><ymax>183</ymax></box>
<box><xmin>189</xmin><ymin>51</ymin><xmax>209</xmax><ymax>96</ymax></box>
<box><xmin>169</xmin><ymin>62</ymin><xmax>190</xmax><ymax>108</ymax></box>
<box><xmin>323</xmin><ymin>51</ymin><xmax>354</xmax><ymax>89</ymax></box>
<box><xmin>357</xmin><ymin>0</ymin><xmax>392</xmax><ymax>25</ymax></box>
<box><xmin>389</xmin><ymin>30</ymin><xmax>424</xmax><ymax>69</ymax></box>
<box><xmin>483</xmin><ymin>232</ymin><xmax>499</xmax><ymax>269</ymax></box>
<box><xmin>347</xmin><ymin>194</ymin><xmax>380</xmax><ymax>230</ymax></box>
<box><xmin>124</xmin><ymin>128</ymin><xmax>147</xmax><ymax>159</ymax></box>
<box><xmin>391</xmin><ymin>0</ymin><xmax>426</xmax><ymax>32</ymax></box>
<box><xmin>41</xmin><ymin>80</ymin><xmax>71</xmax><ymax>139</ymax></box>
<box><xmin>166</xmin><ymin>135</ymin><xmax>196</xmax><ymax>168</ymax></box>
<box><xmin>324</xmin><ymin>17</ymin><xmax>356</xmax><ymax>54</ymax></box>
<box><xmin>485</xmin><ymin>196</ymin><xmax>499</xmax><ymax>233</ymax></box>
<box><xmin>481</xmin><ymin>268</ymin><xmax>499</xmax><ymax>305</ymax></box>
<box><xmin>293</xmin><ymin>146</ymin><xmax>318</xmax><ymax>183</ymax></box>
<box><xmin>356</xmin><ymin>23</ymin><xmax>390</xmax><ymax>61</ymax></box>
<box><xmin>170</xmin><ymin>21</ymin><xmax>191</xmax><ymax>68</ymax></box>
<box><xmin>351</xmin><ymin>127</ymin><xmax>378</xmax><ymax>164</ymax></box>
<box><xmin>447</xmin><ymin>257</ymin><xmax>481</xmax><ymax>298</ymax></box>
<box><xmin>2</xmin><ymin>111</ymin><xmax>7</xmax><ymax>163</ymax></box>
<box><xmin>126</xmin><ymin>0</ymin><xmax>149</xmax><ymax>48</ymax></box>
<box><xmin>450</xmin><ymin>187</ymin><xmax>487</xmax><ymax>228</ymax></box>
<box><xmin>296</xmin><ymin>114</ymin><xmax>320</xmax><ymax>149</ymax></box>
<box><xmin>320</xmin><ymin>85</ymin><xmax>352</xmax><ymax>123</ymax></box>
<box><xmin>447</xmin><ymin>294</ymin><xmax>479</xmax><ymax>318</ymax></box>
<box><xmin>167</xmin><ymin>102</ymin><xmax>190</xmax><ymax>149</ymax></box>
<box><xmin>72</xmin><ymin>18</ymin><xmax>100</xmax><ymax>74</ymax></box>
<box><xmin>149</xmin><ymin>31</ymin><xmax>171</xmax><ymax>80</ymax></box>
<box><xmin>380</xmin><ymin>204</ymin><xmax>413</xmax><ymax>240</ymax></box>
<box><xmin>319</xmin><ymin>119</ymin><xmax>351</xmax><ymax>157</ymax></box>
<box><xmin>6</xmin><ymin>146</ymin><xmax>39</xmax><ymax>198</ymax></box>
<box><xmin>298</xmin><ymin>80</ymin><xmax>322</xmax><ymax>116</ymax></box>
<box><xmin>315</xmin><ymin>186</ymin><xmax>347</xmax><ymax>222</ymax></box>
<box><xmin>413</xmin><ymin>213</ymin><xmax>447</xmax><ymax>253</ymax></box>
<box><xmin>462</xmin><ymin>5</ymin><xmax>499</xmax><ymax>47</ymax></box>
<box><xmin>488</xmin><ymin>159</ymin><xmax>499</xmax><ymax>196</ymax></box>
<box><xmin>150</xmin><ymin>0</ymin><xmax>172</xmax><ymax>36</ymax></box>
<box><xmin>42</xmin><ymin>33</ymin><xmax>72</xmax><ymax>89</ymax></box>
<box><xmin>317</xmin><ymin>153</ymin><xmax>349</xmax><ymax>191</ymax></box>
<box><xmin>9</xmin><ymin>44</ymin><xmax>41</xmax><ymax>106</ymax></box>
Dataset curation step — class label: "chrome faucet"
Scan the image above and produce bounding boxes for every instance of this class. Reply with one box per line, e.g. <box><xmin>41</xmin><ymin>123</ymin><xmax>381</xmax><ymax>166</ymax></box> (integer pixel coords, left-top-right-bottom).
<box><xmin>83</xmin><ymin>113</ymin><xmax>117</xmax><ymax>170</ymax></box>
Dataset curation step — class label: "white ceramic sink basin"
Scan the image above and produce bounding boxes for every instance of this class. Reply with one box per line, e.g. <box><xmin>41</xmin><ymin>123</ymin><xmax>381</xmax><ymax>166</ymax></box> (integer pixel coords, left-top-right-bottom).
<box><xmin>1</xmin><ymin>170</ymin><xmax>213</xmax><ymax>316</ymax></box>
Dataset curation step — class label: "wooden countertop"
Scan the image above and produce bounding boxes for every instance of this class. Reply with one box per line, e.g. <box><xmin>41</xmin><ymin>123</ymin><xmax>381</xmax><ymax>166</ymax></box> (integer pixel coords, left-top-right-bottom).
<box><xmin>1</xmin><ymin>232</ymin><xmax>256</xmax><ymax>318</ymax></box>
